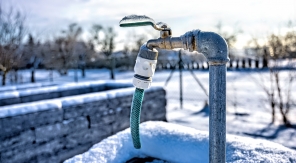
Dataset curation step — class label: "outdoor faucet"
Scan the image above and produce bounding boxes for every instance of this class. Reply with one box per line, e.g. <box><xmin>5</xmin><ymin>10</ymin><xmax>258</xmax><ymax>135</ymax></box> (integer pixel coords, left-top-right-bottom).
<box><xmin>119</xmin><ymin>15</ymin><xmax>229</xmax><ymax>163</ymax></box>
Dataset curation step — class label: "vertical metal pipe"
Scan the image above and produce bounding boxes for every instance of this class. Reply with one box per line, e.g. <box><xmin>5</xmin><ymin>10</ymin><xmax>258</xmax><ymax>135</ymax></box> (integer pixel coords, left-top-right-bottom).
<box><xmin>179</xmin><ymin>50</ymin><xmax>183</xmax><ymax>109</ymax></box>
<box><xmin>209</xmin><ymin>64</ymin><xmax>226</xmax><ymax>163</ymax></box>
<box><xmin>181</xmin><ymin>30</ymin><xmax>229</xmax><ymax>163</ymax></box>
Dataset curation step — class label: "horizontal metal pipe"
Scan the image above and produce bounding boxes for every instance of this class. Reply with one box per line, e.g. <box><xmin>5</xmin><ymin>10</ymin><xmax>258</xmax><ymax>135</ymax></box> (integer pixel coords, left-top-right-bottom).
<box><xmin>146</xmin><ymin>37</ymin><xmax>183</xmax><ymax>50</ymax></box>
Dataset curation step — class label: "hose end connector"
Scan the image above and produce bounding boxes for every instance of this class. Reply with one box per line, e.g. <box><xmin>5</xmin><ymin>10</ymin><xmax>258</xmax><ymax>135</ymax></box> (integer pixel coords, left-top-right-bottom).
<box><xmin>133</xmin><ymin>44</ymin><xmax>158</xmax><ymax>89</ymax></box>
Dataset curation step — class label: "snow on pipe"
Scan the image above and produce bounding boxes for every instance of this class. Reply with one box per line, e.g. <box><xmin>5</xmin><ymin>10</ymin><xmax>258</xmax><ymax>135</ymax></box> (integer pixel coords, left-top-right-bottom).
<box><xmin>120</xmin><ymin>15</ymin><xmax>229</xmax><ymax>162</ymax></box>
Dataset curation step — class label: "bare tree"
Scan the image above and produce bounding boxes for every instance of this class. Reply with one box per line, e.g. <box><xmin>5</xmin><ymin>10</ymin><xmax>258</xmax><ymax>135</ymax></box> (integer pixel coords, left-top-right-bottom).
<box><xmin>123</xmin><ymin>30</ymin><xmax>156</xmax><ymax>54</ymax></box>
<box><xmin>22</xmin><ymin>34</ymin><xmax>44</xmax><ymax>83</ymax></box>
<box><xmin>88</xmin><ymin>24</ymin><xmax>102</xmax><ymax>51</ymax></box>
<box><xmin>283</xmin><ymin>23</ymin><xmax>296</xmax><ymax>59</ymax></box>
<box><xmin>85</xmin><ymin>24</ymin><xmax>104</xmax><ymax>70</ymax></box>
<box><xmin>101</xmin><ymin>27</ymin><xmax>116</xmax><ymax>57</ymax></box>
<box><xmin>122</xmin><ymin>31</ymin><xmax>149</xmax><ymax>70</ymax></box>
<box><xmin>50</xmin><ymin>23</ymin><xmax>82</xmax><ymax>75</ymax></box>
<box><xmin>101</xmin><ymin>27</ymin><xmax>116</xmax><ymax>79</ymax></box>
<box><xmin>133</xmin><ymin>34</ymin><xmax>147</xmax><ymax>52</ymax></box>
<box><xmin>0</xmin><ymin>5</ymin><xmax>26</xmax><ymax>85</ymax></box>
<box><xmin>251</xmin><ymin>26</ymin><xmax>296</xmax><ymax>127</ymax></box>
<box><xmin>253</xmin><ymin>70</ymin><xmax>277</xmax><ymax>123</ymax></box>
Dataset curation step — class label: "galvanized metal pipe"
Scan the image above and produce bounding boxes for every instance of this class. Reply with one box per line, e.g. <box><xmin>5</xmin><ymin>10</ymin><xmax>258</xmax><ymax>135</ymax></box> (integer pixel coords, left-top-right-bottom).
<box><xmin>209</xmin><ymin>64</ymin><xmax>226</xmax><ymax>163</ymax></box>
<box><xmin>195</xmin><ymin>31</ymin><xmax>228</xmax><ymax>163</ymax></box>
<box><xmin>144</xmin><ymin>29</ymin><xmax>229</xmax><ymax>163</ymax></box>
<box><xmin>183</xmin><ymin>30</ymin><xmax>229</xmax><ymax>163</ymax></box>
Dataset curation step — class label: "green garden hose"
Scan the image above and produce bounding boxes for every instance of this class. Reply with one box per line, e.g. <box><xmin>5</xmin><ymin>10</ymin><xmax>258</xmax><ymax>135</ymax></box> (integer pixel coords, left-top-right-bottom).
<box><xmin>130</xmin><ymin>87</ymin><xmax>145</xmax><ymax>149</ymax></box>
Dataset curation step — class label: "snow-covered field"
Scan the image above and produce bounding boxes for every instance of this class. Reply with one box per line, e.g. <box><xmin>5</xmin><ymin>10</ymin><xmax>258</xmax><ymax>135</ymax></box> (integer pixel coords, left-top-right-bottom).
<box><xmin>65</xmin><ymin>121</ymin><xmax>296</xmax><ymax>163</ymax></box>
<box><xmin>1</xmin><ymin>68</ymin><xmax>296</xmax><ymax>152</ymax></box>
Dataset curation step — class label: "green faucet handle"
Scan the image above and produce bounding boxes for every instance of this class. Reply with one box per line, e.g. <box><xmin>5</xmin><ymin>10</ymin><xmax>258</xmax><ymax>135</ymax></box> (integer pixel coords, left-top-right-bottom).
<box><xmin>119</xmin><ymin>15</ymin><xmax>170</xmax><ymax>31</ymax></box>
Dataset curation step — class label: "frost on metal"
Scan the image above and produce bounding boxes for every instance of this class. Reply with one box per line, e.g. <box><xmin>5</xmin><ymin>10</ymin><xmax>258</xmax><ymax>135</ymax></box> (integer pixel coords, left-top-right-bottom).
<box><xmin>119</xmin><ymin>15</ymin><xmax>155</xmax><ymax>27</ymax></box>
<box><xmin>120</xmin><ymin>15</ymin><xmax>154</xmax><ymax>22</ymax></box>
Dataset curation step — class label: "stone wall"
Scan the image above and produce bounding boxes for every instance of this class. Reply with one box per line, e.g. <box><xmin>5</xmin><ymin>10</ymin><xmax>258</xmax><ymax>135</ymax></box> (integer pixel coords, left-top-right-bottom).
<box><xmin>0</xmin><ymin>81</ymin><xmax>132</xmax><ymax>106</ymax></box>
<box><xmin>0</xmin><ymin>86</ymin><xmax>166</xmax><ymax>163</ymax></box>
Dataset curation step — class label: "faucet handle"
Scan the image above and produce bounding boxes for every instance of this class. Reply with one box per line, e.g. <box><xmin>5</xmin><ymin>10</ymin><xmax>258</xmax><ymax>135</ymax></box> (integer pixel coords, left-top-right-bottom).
<box><xmin>119</xmin><ymin>15</ymin><xmax>172</xmax><ymax>38</ymax></box>
<box><xmin>156</xmin><ymin>22</ymin><xmax>172</xmax><ymax>38</ymax></box>
<box><xmin>119</xmin><ymin>15</ymin><xmax>171</xmax><ymax>31</ymax></box>
<box><xmin>119</xmin><ymin>15</ymin><xmax>155</xmax><ymax>28</ymax></box>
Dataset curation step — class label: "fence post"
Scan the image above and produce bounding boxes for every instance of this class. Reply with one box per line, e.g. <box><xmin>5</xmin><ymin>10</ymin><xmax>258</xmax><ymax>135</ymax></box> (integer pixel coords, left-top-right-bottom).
<box><xmin>255</xmin><ymin>59</ymin><xmax>259</xmax><ymax>68</ymax></box>
<box><xmin>242</xmin><ymin>58</ymin><xmax>246</xmax><ymax>68</ymax></box>
<box><xmin>179</xmin><ymin>50</ymin><xmax>183</xmax><ymax>109</ymax></box>
<box><xmin>248</xmin><ymin>58</ymin><xmax>252</xmax><ymax>68</ymax></box>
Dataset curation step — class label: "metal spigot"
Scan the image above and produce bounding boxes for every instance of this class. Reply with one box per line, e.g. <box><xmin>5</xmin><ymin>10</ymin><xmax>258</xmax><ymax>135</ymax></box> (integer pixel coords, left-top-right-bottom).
<box><xmin>119</xmin><ymin>15</ymin><xmax>208</xmax><ymax>53</ymax></box>
<box><xmin>119</xmin><ymin>15</ymin><xmax>170</xmax><ymax>89</ymax></box>
<box><xmin>119</xmin><ymin>15</ymin><xmax>182</xmax><ymax>50</ymax></box>
<box><xmin>120</xmin><ymin>14</ymin><xmax>229</xmax><ymax>163</ymax></box>
<box><xmin>119</xmin><ymin>15</ymin><xmax>185</xmax><ymax>89</ymax></box>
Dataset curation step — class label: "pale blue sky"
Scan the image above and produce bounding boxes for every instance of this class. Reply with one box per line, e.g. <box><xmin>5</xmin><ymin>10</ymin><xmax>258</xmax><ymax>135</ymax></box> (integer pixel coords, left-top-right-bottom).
<box><xmin>3</xmin><ymin>0</ymin><xmax>296</xmax><ymax>50</ymax></box>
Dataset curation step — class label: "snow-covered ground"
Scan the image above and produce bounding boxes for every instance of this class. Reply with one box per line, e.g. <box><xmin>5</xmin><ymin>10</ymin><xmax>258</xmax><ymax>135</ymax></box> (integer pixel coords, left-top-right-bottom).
<box><xmin>1</xmin><ymin>69</ymin><xmax>296</xmax><ymax>151</ymax></box>
<box><xmin>65</xmin><ymin>121</ymin><xmax>296</xmax><ymax>163</ymax></box>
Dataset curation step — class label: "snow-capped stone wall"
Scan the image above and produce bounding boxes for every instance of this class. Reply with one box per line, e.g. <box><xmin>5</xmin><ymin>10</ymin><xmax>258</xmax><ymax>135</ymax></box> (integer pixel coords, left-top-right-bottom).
<box><xmin>0</xmin><ymin>81</ymin><xmax>133</xmax><ymax>106</ymax></box>
<box><xmin>0</xmin><ymin>82</ymin><xmax>57</xmax><ymax>92</ymax></box>
<box><xmin>0</xmin><ymin>85</ymin><xmax>167</xmax><ymax>163</ymax></box>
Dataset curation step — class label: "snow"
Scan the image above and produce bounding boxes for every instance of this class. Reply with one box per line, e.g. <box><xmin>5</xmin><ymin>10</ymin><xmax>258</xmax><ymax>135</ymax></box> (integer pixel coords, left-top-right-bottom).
<box><xmin>0</xmin><ymin>99</ymin><xmax>62</xmax><ymax>118</ymax></box>
<box><xmin>0</xmin><ymin>80</ymin><xmax>132</xmax><ymax>100</ymax></box>
<box><xmin>65</xmin><ymin>121</ymin><xmax>296</xmax><ymax>163</ymax></box>
<box><xmin>154</xmin><ymin>70</ymin><xmax>296</xmax><ymax>150</ymax></box>
<box><xmin>0</xmin><ymin>80</ymin><xmax>106</xmax><ymax>100</ymax></box>
<box><xmin>0</xmin><ymin>82</ymin><xmax>57</xmax><ymax>92</ymax></box>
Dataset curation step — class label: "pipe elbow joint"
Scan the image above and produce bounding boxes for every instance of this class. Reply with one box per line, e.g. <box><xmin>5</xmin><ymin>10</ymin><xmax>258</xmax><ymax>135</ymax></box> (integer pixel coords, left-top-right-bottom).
<box><xmin>144</xmin><ymin>30</ymin><xmax>230</xmax><ymax>66</ymax></box>
<box><xmin>182</xmin><ymin>30</ymin><xmax>230</xmax><ymax>65</ymax></box>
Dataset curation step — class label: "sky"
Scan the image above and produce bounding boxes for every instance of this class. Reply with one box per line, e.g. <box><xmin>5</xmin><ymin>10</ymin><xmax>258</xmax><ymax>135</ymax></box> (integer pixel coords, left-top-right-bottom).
<box><xmin>2</xmin><ymin>0</ymin><xmax>296</xmax><ymax>51</ymax></box>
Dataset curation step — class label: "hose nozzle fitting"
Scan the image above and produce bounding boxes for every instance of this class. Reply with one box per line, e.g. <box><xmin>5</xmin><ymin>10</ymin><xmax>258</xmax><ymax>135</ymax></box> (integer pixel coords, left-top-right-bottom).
<box><xmin>133</xmin><ymin>44</ymin><xmax>158</xmax><ymax>89</ymax></box>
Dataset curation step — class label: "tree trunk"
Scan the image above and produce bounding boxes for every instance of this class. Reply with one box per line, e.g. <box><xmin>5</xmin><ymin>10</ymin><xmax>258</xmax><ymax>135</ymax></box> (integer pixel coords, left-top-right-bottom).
<box><xmin>81</xmin><ymin>67</ymin><xmax>85</xmax><ymax>78</ymax></box>
<box><xmin>262</xmin><ymin>57</ymin><xmax>268</xmax><ymax>68</ymax></box>
<box><xmin>31</xmin><ymin>69</ymin><xmax>35</xmax><ymax>83</ymax></box>
<box><xmin>242</xmin><ymin>59</ymin><xmax>246</xmax><ymax>68</ymax></box>
<box><xmin>262</xmin><ymin>48</ymin><xmax>269</xmax><ymax>68</ymax></box>
<box><xmin>110</xmin><ymin>57</ymin><xmax>115</xmax><ymax>80</ymax></box>
<box><xmin>2</xmin><ymin>71</ymin><xmax>7</xmax><ymax>86</ymax></box>
<box><xmin>270</xmin><ymin>100</ymin><xmax>275</xmax><ymax>124</ymax></box>
<box><xmin>274</xmin><ymin>73</ymin><xmax>291</xmax><ymax>127</ymax></box>
<box><xmin>255</xmin><ymin>60</ymin><xmax>259</xmax><ymax>68</ymax></box>
<box><xmin>229</xmin><ymin>60</ymin><xmax>233</xmax><ymax>68</ymax></box>
<box><xmin>14</xmin><ymin>69</ymin><xmax>18</xmax><ymax>83</ymax></box>
<box><xmin>235</xmin><ymin>60</ymin><xmax>239</xmax><ymax>69</ymax></box>
<box><xmin>49</xmin><ymin>69</ymin><xmax>53</xmax><ymax>82</ymax></box>
<box><xmin>248</xmin><ymin>58</ymin><xmax>252</xmax><ymax>68</ymax></box>
<box><xmin>110</xmin><ymin>68</ymin><xmax>114</xmax><ymax>80</ymax></box>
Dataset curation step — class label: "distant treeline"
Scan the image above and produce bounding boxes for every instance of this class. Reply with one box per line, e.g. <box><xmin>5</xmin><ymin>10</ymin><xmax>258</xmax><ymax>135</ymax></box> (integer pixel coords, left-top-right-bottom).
<box><xmin>1</xmin><ymin>4</ymin><xmax>296</xmax><ymax>85</ymax></box>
